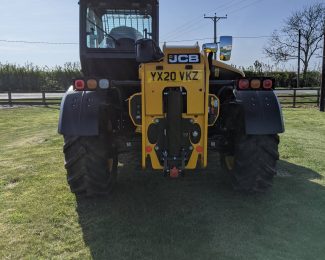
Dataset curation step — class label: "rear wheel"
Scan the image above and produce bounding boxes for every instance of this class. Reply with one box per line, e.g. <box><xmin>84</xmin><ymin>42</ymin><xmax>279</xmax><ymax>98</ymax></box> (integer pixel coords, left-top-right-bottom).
<box><xmin>63</xmin><ymin>114</ymin><xmax>118</xmax><ymax>197</ymax></box>
<box><xmin>220</xmin><ymin>134</ymin><xmax>279</xmax><ymax>193</ymax></box>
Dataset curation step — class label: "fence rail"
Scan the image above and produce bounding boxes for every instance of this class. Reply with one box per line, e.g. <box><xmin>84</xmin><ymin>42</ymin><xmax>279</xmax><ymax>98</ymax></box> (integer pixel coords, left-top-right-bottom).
<box><xmin>0</xmin><ymin>91</ymin><xmax>64</xmax><ymax>106</ymax></box>
<box><xmin>275</xmin><ymin>88</ymin><xmax>321</xmax><ymax>107</ymax></box>
<box><xmin>0</xmin><ymin>88</ymin><xmax>322</xmax><ymax>108</ymax></box>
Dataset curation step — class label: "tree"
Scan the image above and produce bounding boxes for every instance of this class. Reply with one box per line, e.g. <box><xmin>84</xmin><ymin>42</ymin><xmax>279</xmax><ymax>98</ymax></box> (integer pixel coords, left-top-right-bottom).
<box><xmin>264</xmin><ymin>3</ymin><xmax>325</xmax><ymax>85</ymax></box>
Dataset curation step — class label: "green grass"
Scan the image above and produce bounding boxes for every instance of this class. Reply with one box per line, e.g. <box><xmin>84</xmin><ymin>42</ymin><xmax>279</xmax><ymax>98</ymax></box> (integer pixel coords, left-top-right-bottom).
<box><xmin>0</xmin><ymin>107</ymin><xmax>325</xmax><ymax>259</ymax></box>
<box><xmin>0</xmin><ymin>99</ymin><xmax>61</xmax><ymax>106</ymax></box>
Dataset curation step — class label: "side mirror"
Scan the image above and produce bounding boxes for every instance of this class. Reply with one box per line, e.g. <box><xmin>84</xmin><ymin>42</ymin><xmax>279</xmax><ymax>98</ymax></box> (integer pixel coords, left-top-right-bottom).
<box><xmin>135</xmin><ymin>39</ymin><xmax>164</xmax><ymax>63</ymax></box>
<box><xmin>202</xmin><ymin>43</ymin><xmax>218</xmax><ymax>53</ymax></box>
<box><xmin>219</xmin><ymin>36</ymin><xmax>233</xmax><ymax>61</ymax></box>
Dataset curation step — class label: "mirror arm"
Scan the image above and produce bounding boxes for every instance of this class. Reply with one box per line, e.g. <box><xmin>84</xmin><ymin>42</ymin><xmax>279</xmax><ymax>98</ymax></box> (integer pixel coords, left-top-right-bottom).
<box><xmin>208</xmin><ymin>52</ymin><xmax>214</xmax><ymax>79</ymax></box>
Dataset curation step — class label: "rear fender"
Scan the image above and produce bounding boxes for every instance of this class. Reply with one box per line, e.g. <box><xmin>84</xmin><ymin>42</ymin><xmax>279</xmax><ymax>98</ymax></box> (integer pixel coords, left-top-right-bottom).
<box><xmin>235</xmin><ymin>90</ymin><xmax>285</xmax><ymax>135</ymax></box>
<box><xmin>58</xmin><ymin>87</ymin><xmax>106</xmax><ymax>136</ymax></box>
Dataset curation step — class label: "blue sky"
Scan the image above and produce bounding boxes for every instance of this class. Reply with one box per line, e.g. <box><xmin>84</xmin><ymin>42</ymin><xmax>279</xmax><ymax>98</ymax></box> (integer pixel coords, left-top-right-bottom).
<box><xmin>0</xmin><ymin>0</ymin><xmax>322</xmax><ymax>69</ymax></box>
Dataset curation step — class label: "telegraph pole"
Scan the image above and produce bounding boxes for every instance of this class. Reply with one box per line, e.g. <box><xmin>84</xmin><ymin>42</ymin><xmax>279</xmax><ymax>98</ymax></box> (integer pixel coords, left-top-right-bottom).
<box><xmin>204</xmin><ymin>13</ymin><xmax>227</xmax><ymax>58</ymax></box>
<box><xmin>320</xmin><ymin>26</ymin><xmax>325</xmax><ymax>112</ymax></box>
<box><xmin>204</xmin><ymin>13</ymin><xmax>227</xmax><ymax>43</ymax></box>
<box><xmin>297</xmin><ymin>29</ymin><xmax>301</xmax><ymax>88</ymax></box>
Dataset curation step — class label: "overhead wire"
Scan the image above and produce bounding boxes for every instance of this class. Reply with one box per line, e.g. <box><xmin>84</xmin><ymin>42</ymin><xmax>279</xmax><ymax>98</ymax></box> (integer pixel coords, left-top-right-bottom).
<box><xmin>161</xmin><ymin>0</ymin><xmax>251</xmax><ymax>41</ymax></box>
<box><xmin>227</xmin><ymin>0</ymin><xmax>266</xmax><ymax>15</ymax></box>
<box><xmin>0</xmin><ymin>39</ymin><xmax>78</xmax><ymax>45</ymax></box>
<box><xmin>0</xmin><ymin>0</ymin><xmax>281</xmax><ymax>48</ymax></box>
<box><xmin>0</xmin><ymin>1</ymin><xmax>269</xmax><ymax>46</ymax></box>
<box><xmin>159</xmin><ymin>35</ymin><xmax>285</xmax><ymax>44</ymax></box>
<box><xmin>161</xmin><ymin>0</ymin><xmax>248</xmax><ymax>41</ymax></box>
<box><xmin>161</xmin><ymin>0</ymin><xmax>264</xmax><ymax>42</ymax></box>
<box><xmin>0</xmin><ymin>34</ymin><xmax>286</xmax><ymax>47</ymax></box>
<box><xmin>159</xmin><ymin>0</ymin><xmax>232</xmax><ymax>39</ymax></box>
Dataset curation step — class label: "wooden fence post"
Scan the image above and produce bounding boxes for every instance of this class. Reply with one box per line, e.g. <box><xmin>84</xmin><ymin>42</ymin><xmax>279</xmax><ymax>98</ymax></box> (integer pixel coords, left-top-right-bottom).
<box><xmin>293</xmin><ymin>89</ymin><xmax>297</xmax><ymax>108</ymax></box>
<box><xmin>42</xmin><ymin>91</ymin><xmax>46</xmax><ymax>106</ymax></box>
<box><xmin>317</xmin><ymin>89</ymin><xmax>320</xmax><ymax>107</ymax></box>
<box><xmin>8</xmin><ymin>91</ymin><xmax>12</xmax><ymax>107</ymax></box>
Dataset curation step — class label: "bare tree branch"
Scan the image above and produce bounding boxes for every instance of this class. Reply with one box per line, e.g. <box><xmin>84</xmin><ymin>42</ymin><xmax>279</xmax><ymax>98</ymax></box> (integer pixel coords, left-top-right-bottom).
<box><xmin>264</xmin><ymin>2</ymin><xmax>325</xmax><ymax>80</ymax></box>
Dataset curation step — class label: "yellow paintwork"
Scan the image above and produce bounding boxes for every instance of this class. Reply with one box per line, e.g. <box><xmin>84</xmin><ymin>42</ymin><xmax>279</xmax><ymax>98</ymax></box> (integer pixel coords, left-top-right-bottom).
<box><xmin>128</xmin><ymin>93</ymin><xmax>142</xmax><ymax>127</ymax></box>
<box><xmin>162</xmin><ymin>43</ymin><xmax>201</xmax><ymax>54</ymax></box>
<box><xmin>144</xmin><ymin>66</ymin><xmax>205</xmax><ymax>115</ymax></box>
<box><xmin>212</xmin><ymin>59</ymin><xmax>245</xmax><ymax>77</ymax></box>
<box><xmin>131</xmin><ymin>44</ymin><xmax>226</xmax><ymax>170</ymax></box>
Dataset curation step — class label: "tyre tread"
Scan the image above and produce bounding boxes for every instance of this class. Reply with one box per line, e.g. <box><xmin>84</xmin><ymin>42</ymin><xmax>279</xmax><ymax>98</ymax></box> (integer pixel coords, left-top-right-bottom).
<box><xmin>231</xmin><ymin>134</ymin><xmax>279</xmax><ymax>193</ymax></box>
<box><xmin>63</xmin><ymin>135</ymin><xmax>117</xmax><ymax>196</ymax></box>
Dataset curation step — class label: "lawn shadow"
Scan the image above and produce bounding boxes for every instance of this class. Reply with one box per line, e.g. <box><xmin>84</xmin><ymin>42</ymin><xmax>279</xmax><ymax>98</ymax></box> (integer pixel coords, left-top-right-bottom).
<box><xmin>75</xmin><ymin>156</ymin><xmax>325</xmax><ymax>260</ymax></box>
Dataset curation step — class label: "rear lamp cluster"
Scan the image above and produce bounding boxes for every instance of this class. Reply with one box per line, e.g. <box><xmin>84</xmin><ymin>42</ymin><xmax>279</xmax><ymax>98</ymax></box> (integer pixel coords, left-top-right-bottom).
<box><xmin>73</xmin><ymin>79</ymin><xmax>110</xmax><ymax>91</ymax></box>
<box><xmin>238</xmin><ymin>78</ymin><xmax>274</xmax><ymax>90</ymax></box>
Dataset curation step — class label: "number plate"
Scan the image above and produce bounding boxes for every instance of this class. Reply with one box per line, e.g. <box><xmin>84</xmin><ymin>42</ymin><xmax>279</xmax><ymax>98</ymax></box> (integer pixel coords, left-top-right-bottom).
<box><xmin>148</xmin><ymin>71</ymin><xmax>203</xmax><ymax>82</ymax></box>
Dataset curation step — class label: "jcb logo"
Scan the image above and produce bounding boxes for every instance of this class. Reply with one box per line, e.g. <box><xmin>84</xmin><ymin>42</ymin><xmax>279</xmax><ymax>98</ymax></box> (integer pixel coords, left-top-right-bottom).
<box><xmin>168</xmin><ymin>54</ymin><xmax>200</xmax><ymax>64</ymax></box>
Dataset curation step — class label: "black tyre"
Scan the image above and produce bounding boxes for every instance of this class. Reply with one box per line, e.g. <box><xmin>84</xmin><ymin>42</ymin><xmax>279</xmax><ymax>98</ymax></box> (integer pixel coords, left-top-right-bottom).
<box><xmin>221</xmin><ymin>134</ymin><xmax>279</xmax><ymax>193</ymax></box>
<box><xmin>63</xmin><ymin>114</ymin><xmax>118</xmax><ymax>196</ymax></box>
<box><xmin>63</xmin><ymin>136</ymin><xmax>117</xmax><ymax>196</ymax></box>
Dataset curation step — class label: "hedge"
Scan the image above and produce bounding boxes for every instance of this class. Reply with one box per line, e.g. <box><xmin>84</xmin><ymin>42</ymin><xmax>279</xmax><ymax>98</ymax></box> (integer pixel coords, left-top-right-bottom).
<box><xmin>0</xmin><ymin>62</ymin><xmax>81</xmax><ymax>92</ymax></box>
<box><xmin>0</xmin><ymin>62</ymin><xmax>321</xmax><ymax>92</ymax></box>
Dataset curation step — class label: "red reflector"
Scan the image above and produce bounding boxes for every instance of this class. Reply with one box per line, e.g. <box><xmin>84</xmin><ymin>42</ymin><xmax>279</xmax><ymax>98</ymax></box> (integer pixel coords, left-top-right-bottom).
<box><xmin>75</xmin><ymin>80</ymin><xmax>85</xmax><ymax>90</ymax></box>
<box><xmin>263</xmin><ymin>79</ymin><xmax>273</xmax><ymax>89</ymax></box>
<box><xmin>170</xmin><ymin>167</ymin><xmax>180</xmax><ymax>178</ymax></box>
<box><xmin>146</xmin><ymin>146</ymin><xmax>152</xmax><ymax>153</ymax></box>
<box><xmin>238</xmin><ymin>79</ymin><xmax>250</xmax><ymax>90</ymax></box>
<box><xmin>196</xmin><ymin>146</ymin><xmax>204</xmax><ymax>153</ymax></box>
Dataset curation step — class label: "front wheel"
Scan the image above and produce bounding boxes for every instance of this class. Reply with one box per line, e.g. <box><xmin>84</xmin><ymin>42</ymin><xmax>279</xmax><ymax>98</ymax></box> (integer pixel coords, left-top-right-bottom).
<box><xmin>220</xmin><ymin>134</ymin><xmax>279</xmax><ymax>193</ymax></box>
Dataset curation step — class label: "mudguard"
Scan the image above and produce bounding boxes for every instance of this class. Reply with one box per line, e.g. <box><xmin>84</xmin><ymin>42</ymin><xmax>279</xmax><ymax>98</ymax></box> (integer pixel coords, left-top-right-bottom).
<box><xmin>235</xmin><ymin>90</ymin><xmax>284</xmax><ymax>135</ymax></box>
<box><xmin>58</xmin><ymin>87</ymin><xmax>106</xmax><ymax>136</ymax></box>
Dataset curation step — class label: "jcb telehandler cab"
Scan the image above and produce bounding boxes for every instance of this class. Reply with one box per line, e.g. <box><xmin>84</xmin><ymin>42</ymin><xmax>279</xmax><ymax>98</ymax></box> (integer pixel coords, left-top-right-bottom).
<box><xmin>59</xmin><ymin>0</ymin><xmax>284</xmax><ymax>196</ymax></box>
